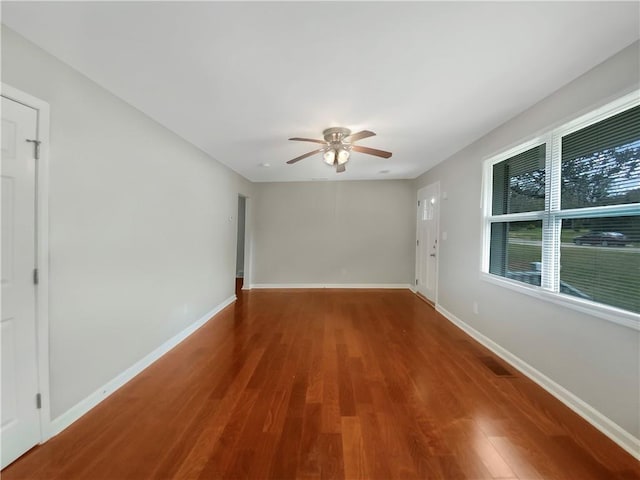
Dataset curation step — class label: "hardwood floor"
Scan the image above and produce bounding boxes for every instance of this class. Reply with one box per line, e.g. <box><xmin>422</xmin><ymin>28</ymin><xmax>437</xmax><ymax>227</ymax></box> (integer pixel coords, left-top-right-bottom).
<box><xmin>3</xmin><ymin>289</ymin><xmax>639</xmax><ymax>479</ymax></box>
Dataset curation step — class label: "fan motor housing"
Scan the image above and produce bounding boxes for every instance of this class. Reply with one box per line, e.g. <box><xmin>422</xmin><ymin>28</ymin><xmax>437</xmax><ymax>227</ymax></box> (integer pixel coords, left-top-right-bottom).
<box><xmin>323</xmin><ymin>127</ymin><xmax>351</xmax><ymax>143</ymax></box>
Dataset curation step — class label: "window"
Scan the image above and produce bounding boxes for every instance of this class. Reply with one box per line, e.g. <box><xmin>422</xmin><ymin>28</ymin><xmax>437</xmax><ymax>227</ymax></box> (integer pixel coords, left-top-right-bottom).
<box><xmin>483</xmin><ymin>92</ymin><xmax>640</xmax><ymax>325</ymax></box>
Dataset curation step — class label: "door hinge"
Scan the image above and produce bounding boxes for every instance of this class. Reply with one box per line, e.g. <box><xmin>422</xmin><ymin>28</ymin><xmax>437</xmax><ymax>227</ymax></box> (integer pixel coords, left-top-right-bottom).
<box><xmin>33</xmin><ymin>268</ymin><xmax>39</xmax><ymax>285</ymax></box>
<box><xmin>416</xmin><ymin>239</ymin><xmax>419</xmax><ymax>246</ymax></box>
<box><xmin>415</xmin><ymin>279</ymin><xmax>418</xmax><ymax>285</ymax></box>
<box><xmin>26</xmin><ymin>139</ymin><xmax>41</xmax><ymax>160</ymax></box>
<box><xmin>36</xmin><ymin>393</ymin><xmax>42</xmax><ymax>409</ymax></box>
<box><xmin>417</xmin><ymin>200</ymin><xmax>420</xmax><ymax>206</ymax></box>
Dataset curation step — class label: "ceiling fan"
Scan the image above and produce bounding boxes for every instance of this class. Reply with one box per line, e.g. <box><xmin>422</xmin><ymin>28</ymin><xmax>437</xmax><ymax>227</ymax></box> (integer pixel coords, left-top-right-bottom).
<box><xmin>287</xmin><ymin>127</ymin><xmax>392</xmax><ymax>173</ymax></box>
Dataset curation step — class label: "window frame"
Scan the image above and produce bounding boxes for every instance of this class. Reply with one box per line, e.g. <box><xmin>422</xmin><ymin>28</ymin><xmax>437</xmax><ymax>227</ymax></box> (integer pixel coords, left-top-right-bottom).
<box><xmin>481</xmin><ymin>90</ymin><xmax>640</xmax><ymax>331</ymax></box>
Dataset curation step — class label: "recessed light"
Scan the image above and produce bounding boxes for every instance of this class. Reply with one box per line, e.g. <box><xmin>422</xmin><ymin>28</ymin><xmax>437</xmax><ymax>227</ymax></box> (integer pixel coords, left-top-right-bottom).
<box><xmin>260</xmin><ymin>162</ymin><xmax>271</xmax><ymax>167</ymax></box>
<box><xmin>379</xmin><ymin>169</ymin><xmax>390</xmax><ymax>174</ymax></box>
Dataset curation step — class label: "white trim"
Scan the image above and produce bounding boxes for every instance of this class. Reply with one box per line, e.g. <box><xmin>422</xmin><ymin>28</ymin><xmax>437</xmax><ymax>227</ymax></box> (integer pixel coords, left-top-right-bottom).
<box><xmin>553</xmin><ymin>89</ymin><xmax>640</xmax><ymax>140</ymax></box>
<box><xmin>481</xmin><ymin>272</ymin><xmax>640</xmax><ymax>331</ymax></box>
<box><xmin>235</xmin><ymin>193</ymin><xmax>249</xmax><ymax>286</ymax></box>
<box><xmin>480</xmin><ymin>160</ymin><xmax>492</xmax><ymax>273</ymax></box>
<box><xmin>48</xmin><ymin>295</ymin><xmax>236</xmax><ymax>438</ymax></box>
<box><xmin>481</xmin><ymin>89</ymin><xmax>640</xmax><ymax>328</ymax></box>
<box><xmin>545</xmin><ymin>129</ymin><xmax>562</xmax><ymax>292</ymax></box>
<box><xmin>483</xmin><ymin>136</ymin><xmax>549</xmax><ymax>170</ymax></box>
<box><xmin>552</xmin><ymin>203</ymin><xmax>640</xmax><ymax>220</ymax></box>
<box><xmin>486</xmin><ymin>211</ymin><xmax>545</xmax><ymax>223</ymax></box>
<box><xmin>1</xmin><ymin>84</ymin><xmax>53</xmax><ymax>442</ymax></box>
<box><xmin>415</xmin><ymin>190</ymin><xmax>421</xmax><ymax>295</ymax></box>
<box><xmin>415</xmin><ymin>182</ymin><xmax>440</xmax><ymax>304</ymax></box>
<box><xmin>435</xmin><ymin>304</ymin><xmax>640</xmax><ymax>461</ymax></box>
<box><xmin>249</xmin><ymin>283</ymin><xmax>412</xmax><ymax>290</ymax></box>
<box><xmin>479</xmin><ymin>88</ymin><xmax>640</xmax><ymax>169</ymax></box>
<box><xmin>242</xmin><ymin>196</ymin><xmax>253</xmax><ymax>290</ymax></box>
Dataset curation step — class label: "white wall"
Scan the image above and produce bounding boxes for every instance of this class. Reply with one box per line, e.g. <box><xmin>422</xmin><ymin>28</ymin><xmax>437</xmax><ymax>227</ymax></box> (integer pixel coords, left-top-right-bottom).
<box><xmin>1</xmin><ymin>26</ymin><xmax>253</xmax><ymax>419</ymax></box>
<box><xmin>414</xmin><ymin>42</ymin><xmax>640</xmax><ymax>440</ymax></box>
<box><xmin>253</xmin><ymin>180</ymin><xmax>415</xmax><ymax>286</ymax></box>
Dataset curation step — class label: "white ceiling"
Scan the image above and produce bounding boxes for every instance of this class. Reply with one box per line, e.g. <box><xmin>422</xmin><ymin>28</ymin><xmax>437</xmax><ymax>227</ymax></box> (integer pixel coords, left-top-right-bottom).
<box><xmin>2</xmin><ymin>2</ymin><xmax>639</xmax><ymax>182</ymax></box>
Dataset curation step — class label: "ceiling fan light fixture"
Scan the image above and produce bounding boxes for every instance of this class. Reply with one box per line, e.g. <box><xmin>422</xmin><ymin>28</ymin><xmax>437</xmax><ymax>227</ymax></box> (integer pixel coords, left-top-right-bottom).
<box><xmin>287</xmin><ymin>127</ymin><xmax>392</xmax><ymax>170</ymax></box>
<box><xmin>337</xmin><ymin>148</ymin><xmax>350</xmax><ymax>165</ymax></box>
<box><xmin>323</xmin><ymin>149</ymin><xmax>336</xmax><ymax>165</ymax></box>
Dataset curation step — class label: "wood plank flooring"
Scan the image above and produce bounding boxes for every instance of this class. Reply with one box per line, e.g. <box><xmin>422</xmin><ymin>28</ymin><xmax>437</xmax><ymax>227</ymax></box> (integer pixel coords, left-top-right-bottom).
<box><xmin>3</xmin><ymin>289</ymin><xmax>639</xmax><ymax>479</ymax></box>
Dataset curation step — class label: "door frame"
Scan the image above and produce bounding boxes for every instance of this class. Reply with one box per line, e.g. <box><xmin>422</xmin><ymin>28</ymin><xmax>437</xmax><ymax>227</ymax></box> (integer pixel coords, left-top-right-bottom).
<box><xmin>2</xmin><ymin>83</ymin><xmax>52</xmax><ymax>443</ymax></box>
<box><xmin>235</xmin><ymin>194</ymin><xmax>252</xmax><ymax>290</ymax></box>
<box><xmin>415</xmin><ymin>182</ymin><xmax>440</xmax><ymax>304</ymax></box>
<box><xmin>237</xmin><ymin>194</ymin><xmax>253</xmax><ymax>290</ymax></box>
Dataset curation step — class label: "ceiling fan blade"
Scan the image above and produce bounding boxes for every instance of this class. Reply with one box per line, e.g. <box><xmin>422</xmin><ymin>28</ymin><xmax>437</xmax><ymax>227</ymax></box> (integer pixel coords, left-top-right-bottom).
<box><xmin>289</xmin><ymin>137</ymin><xmax>326</xmax><ymax>145</ymax></box>
<box><xmin>286</xmin><ymin>148</ymin><xmax>324</xmax><ymax>164</ymax></box>
<box><xmin>344</xmin><ymin>130</ymin><xmax>376</xmax><ymax>143</ymax></box>
<box><xmin>336</xmin><ymin>163</ymin><xmax>346</xmax><ymax>173</ymax></box>
<box><xmin>351</xmin><ymin>145</ymin><xmax>393</xmax><ymax>158</ymax></box>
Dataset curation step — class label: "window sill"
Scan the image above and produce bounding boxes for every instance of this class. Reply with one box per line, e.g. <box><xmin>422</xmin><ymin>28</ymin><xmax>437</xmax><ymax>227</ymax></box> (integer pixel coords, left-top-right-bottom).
<box><xmin>480</xmin><ymin>272</ymin><xmax>640</xmax><ymax>331</ymax></box>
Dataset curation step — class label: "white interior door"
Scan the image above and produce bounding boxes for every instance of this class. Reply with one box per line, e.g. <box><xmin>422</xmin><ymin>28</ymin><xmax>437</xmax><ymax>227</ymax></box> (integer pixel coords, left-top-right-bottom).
<box><xmin>416</xmin><ymin>183</ymin><xmax>439</xmax><ymax>303</ymax></box>
<box><xmin>1</xmin><ymin>96</ymin><xmax>41</xmax><ymax>468</ymax></box>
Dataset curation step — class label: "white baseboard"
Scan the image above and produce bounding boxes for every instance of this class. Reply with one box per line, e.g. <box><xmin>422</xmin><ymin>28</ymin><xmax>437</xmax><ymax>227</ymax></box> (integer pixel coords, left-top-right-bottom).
<box><xmin>249</xmin><ymin>283</ymin><xmax>412</xmax><ymax>289</ymax></box>
<box><xmin>435</xmin><ymin>304</ymin><xmax>640</xmax><ymax>461</ymax></box>
<box><xmin>48</xmin><ymin>295</ymin><xmax>236</xmax><ymax>438</ymax></box>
